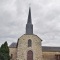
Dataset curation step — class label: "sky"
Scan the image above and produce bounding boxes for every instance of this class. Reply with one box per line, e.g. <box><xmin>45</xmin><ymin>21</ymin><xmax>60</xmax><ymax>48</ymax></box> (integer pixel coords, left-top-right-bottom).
<box><xmin>0</xmin><ymin>0</ymin><xmax>60</xmax><ymax>47</ymax></box>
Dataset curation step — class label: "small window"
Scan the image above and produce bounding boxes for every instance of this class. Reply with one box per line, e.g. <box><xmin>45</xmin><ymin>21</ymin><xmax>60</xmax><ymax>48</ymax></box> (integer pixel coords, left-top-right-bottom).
<box><xmin>28</xmin><ymin>39</ymin><xmax>32</xmax><ymax>47</ymax></box>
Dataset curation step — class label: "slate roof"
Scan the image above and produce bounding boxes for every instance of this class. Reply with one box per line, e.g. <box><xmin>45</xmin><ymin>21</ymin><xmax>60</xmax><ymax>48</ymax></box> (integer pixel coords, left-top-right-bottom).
<box><xmin>9</xmin><ymin>42</ymin><xmax>17</xmax><ymax>48</ymax></box>
<box><xmin>9</xmin><ymin>43</ymin><xmax>60</xmax><ymax>52</ymax></box>
<box><xmin>42</xmin><ymin>46</ymin><xmax>60</xmax><ymax>52</ymax></box>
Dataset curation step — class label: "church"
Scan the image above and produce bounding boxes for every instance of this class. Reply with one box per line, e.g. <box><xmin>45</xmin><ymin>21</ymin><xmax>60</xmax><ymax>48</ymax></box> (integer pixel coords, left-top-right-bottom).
<box><xmin>9</xmin><ymin>7</ymin><xmax>60</xmax><ymax>60</ymax></box>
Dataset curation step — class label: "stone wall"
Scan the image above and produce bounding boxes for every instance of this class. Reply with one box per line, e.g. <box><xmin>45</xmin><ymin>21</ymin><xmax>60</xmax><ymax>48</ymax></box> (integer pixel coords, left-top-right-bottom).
<box><xmin>9</xmin><ymin>43</ymin><xmax>60</xmax><ymax>60</ymax></box>
<box><xmin>17</xmin><ymin>34</ymin><xmax>42</xmax><ymax>60</ymax></box>
<box><xmin>9</xmin><ymin>34</ymin><xmax>60</xmax><ymax>60</ymax></box>
<box><xmin>43</xmin><ymin>52</ymin><xmax>60</xmax><ymax>60</ymax></box>
<box><xmin>9</xmin><ymin>48</ymin><xmax>17</xmax><ymax>60</ymax></box>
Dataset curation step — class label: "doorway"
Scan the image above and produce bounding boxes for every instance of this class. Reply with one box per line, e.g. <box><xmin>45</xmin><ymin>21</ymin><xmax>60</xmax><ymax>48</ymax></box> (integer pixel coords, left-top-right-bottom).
<box><xmin>27</xmin><ymin>50</ymin><xmax>33</xmax><ymax>60</ymax></box>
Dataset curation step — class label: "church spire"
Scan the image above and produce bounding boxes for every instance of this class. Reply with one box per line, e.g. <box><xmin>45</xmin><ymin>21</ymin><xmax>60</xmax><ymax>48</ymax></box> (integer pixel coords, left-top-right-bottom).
<box><xmin>26</xmin><ymin>7</ymin><xmax>33</xmax><ymax>35</ymax></box>
<box><xmin>27</xmin><ymin>7</ymin><xmax>32</xmax><ymax>23</ymax></box>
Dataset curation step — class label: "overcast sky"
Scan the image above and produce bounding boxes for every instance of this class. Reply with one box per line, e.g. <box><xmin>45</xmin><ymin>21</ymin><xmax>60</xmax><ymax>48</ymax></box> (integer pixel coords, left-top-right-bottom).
<box><xmin>0</xmin><ymin>0</ymin><xmax>60</xmax><ymax>47</ymax></box>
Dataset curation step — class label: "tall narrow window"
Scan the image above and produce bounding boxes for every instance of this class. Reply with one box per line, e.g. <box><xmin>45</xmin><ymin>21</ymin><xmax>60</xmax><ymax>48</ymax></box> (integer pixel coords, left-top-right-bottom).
<box><xmin>28</xmin><ymin>39</ymin><xmax>32</xmax><ymax>47</ymax></box>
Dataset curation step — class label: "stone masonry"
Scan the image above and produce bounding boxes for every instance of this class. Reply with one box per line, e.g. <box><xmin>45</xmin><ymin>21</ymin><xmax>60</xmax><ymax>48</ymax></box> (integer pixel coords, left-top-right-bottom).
<box><xmin>17</xmin><ymin>34</ymin><xmax>42</xmax><ymax>60</ymax></box>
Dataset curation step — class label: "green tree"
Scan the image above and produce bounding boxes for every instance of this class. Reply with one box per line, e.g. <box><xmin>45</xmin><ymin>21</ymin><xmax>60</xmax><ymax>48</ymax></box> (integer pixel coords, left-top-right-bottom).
<box><xmin>0</xmin><ymin>41</ymin><xmax>10</xmax><ymax>60</ymax></box>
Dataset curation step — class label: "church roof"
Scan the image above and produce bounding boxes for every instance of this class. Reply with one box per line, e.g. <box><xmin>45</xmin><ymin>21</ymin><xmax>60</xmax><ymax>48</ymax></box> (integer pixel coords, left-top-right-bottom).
<box><xmin>9</xmin><ymin>42</ymin><xmax>17</xmax><ymax>48</ymax></box>
<box><xmin>42</xmin><ymin>46</ymin><xmax>60</xmax><ymax>52</ymax></box>
<box><xmin>9</xmin><ymin>42</ymin><xmax>60</xmax><ymax>52</ymax></box>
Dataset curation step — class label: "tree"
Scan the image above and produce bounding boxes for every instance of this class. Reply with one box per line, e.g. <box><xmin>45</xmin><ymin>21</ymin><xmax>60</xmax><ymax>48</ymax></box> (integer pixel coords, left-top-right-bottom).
<box><xmin>0</xmin><ymin>41</ymin><xmax>10</xmax><ymax>60</ymax></box>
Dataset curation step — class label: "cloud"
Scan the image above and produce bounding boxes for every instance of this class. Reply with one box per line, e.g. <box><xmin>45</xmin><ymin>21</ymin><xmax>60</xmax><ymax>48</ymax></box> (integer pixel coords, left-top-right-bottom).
<box><xmin>0</xmin><ymin>0</ymin><xmax>60</xmax><ymax>46</ymax></box>
<box><xmin>32</xmin><ymin>0</ymin><xmax>60</xmax><ymax>46</ymax></box>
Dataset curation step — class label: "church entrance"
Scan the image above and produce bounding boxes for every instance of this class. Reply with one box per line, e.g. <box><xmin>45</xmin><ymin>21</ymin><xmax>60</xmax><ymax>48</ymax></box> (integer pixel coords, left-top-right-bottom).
<box><xmin>27</xmin><ymin>50</ymin><xmax>33</xmax><ymax>60</ymax></box>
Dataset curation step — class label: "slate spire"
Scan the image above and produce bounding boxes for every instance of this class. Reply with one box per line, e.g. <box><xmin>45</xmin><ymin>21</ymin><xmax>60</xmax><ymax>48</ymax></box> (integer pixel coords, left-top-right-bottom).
<box><xmin>27</xmin><ymin>7</ymin><xmax>32</xmax><ymax>23</ymax></box>
<box><xmin>26</xmin><ymin>7</ymin><xmax>33</xmax><ymax>35</ymax></box>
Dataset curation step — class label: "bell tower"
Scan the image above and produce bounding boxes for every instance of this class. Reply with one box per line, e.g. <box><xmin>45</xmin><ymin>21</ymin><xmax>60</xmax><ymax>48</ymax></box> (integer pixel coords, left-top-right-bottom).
<box><xmin>26</xmin><ymin>7</ymin><xmax>33</xmax><ymax>35</ymax></box>
<box><xmin>17</xmin><ymin>7</ymin><xmax>42</xmax><ymax>60</ymax></box>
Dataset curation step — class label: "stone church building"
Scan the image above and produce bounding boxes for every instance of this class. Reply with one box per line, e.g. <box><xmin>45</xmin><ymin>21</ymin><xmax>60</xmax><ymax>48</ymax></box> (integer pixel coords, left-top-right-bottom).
<box><xmin>9</xmin><ymin>7</ymin><xmax>60</xmax><ymax>60</ymax></box>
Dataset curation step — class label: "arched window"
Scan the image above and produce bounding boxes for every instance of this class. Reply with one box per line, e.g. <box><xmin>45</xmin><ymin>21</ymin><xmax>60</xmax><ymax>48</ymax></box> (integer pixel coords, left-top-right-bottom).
<box><xmin>28</xmin><ymin>39</ymin><xmax>32</xmax><ymax>47</ymax></box>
